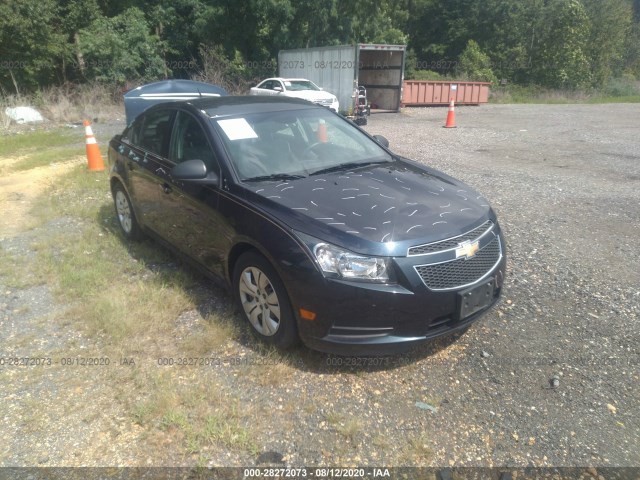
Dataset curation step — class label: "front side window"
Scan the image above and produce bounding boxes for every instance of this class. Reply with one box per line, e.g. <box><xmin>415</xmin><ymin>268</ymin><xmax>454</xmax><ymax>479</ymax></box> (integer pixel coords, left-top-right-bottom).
<box><xmin>261</xmin><ymin>80</ymin><xmax>278</xmax><ymax>90</ymax></box>
<box><xmin>170</xmin><ymin>111</ymin><xmax>218</xmax><ymax>173</ymax></box>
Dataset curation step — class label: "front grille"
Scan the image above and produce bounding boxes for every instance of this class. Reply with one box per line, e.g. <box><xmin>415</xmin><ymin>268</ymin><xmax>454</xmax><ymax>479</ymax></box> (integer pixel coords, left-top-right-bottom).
<box><xmin>315</xmin><ymin>99</ymin><xmax>333</xmax><ymax>107</ymax></box>
<box><xmin>408</xmin><ymin>221</ymin><xmax>493</xmax><ymax>256</ymax></box>
<box><xmin>414</xmin><ymin>236</ymin><xmax>501</xmax><ymax>290</ymax></box>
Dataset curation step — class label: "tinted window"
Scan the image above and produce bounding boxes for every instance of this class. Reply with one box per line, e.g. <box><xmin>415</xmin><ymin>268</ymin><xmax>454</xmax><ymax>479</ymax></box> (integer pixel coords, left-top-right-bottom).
<box><xmin>170</xmin><ymin>111</ymin><xmax>218</xmax><ymax>173</ymax></box>
<box><xmin>139</xmin><ymin>109</ymin><xmax>174</xmax><ymax>157</ymax></box>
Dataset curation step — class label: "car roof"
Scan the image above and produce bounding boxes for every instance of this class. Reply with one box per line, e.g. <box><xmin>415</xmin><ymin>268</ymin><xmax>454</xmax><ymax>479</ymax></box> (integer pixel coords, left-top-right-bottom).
<box><xmin>187</xmin><ymin>95</ymin><xmax>321</xmax><ymax>118</ymax></box>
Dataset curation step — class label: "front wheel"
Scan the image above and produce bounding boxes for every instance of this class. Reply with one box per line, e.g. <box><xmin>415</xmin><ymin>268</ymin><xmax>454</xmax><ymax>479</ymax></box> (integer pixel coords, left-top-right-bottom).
<box><xmin>232</xmin><ymin>251</ymin><xmax>298</xmax><ymax>348</ymax></box>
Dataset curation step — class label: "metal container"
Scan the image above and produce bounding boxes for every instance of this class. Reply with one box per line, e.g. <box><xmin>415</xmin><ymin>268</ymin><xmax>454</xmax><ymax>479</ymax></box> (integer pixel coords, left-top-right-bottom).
<box><xmin>402</xmin><ymin>80</ymin><xmax>490</xmax><ymax>106</ymax></box>
<box><xmin>278</xmin><ymin>44</ymin><xmax>406</xmax><ymax>113</ymax></box>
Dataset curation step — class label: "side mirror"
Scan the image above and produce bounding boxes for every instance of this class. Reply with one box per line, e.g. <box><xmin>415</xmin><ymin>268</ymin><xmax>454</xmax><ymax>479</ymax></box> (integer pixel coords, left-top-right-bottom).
<box><xmin>170</xmin><ymin>159</ymin><xmax>218</xmax><ymax>184</ymax></box>
<box><xmin>373</xmin><ymin>135</ymin><xmax>389</xmax><ymax>148</ymax></box>
<box><xmin>273</xmin><ymin>86</ymin><xmax>283</xmax><ymax>92</ymax></box>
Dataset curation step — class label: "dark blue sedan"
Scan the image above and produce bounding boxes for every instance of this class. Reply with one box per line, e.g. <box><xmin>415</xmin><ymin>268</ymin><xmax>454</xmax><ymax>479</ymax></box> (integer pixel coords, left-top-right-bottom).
<box><xmin>108</xmin><ymin>96</ymin><xmax>506</xmax><ymax>355</ymax></box>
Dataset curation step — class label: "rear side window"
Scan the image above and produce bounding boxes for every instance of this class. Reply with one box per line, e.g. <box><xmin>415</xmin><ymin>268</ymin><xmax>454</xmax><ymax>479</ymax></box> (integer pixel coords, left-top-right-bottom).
<box><xmin>139</xmin><ymin>109</ymin><xmax>174</xmax><ymax>157</ymax></box>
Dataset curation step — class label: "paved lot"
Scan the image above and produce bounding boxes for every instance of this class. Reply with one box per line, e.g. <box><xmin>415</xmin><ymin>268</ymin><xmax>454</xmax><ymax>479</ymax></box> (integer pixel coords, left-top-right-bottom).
<box><xmin>1</xmin><ymin>103</ymin><xmax>639</xmax><ymax>469</ymax></box>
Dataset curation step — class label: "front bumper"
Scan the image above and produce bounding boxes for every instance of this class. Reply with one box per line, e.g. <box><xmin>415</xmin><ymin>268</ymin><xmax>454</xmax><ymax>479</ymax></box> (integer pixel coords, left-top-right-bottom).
<box><xmin>286</xmin><ymin>228</ymin><xmax>506</xmax><ymax>356</ymax></box>
<box><xmin>287</xmin><ymin>256</ymin><xmax>505</xmax><ymax>356</ymax></box>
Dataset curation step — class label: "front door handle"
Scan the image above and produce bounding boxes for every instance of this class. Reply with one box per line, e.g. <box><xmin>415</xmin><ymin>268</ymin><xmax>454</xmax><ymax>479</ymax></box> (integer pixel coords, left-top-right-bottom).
<box><xmin>162</xmin><ymin>183</ymin><xmax>172</xmax><ymax>195</ymax></box>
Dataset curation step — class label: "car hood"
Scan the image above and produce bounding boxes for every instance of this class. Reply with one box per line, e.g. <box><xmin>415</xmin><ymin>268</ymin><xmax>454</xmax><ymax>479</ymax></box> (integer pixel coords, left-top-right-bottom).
<box><xmin>283</xmin><ymin>90</ymin><xmax>336</xmax><ymax>101</ymax></box>
<box><xmin>243</xmin><ymin>159</ymin><xmax>494</xmax><ymax>256</ymax></box>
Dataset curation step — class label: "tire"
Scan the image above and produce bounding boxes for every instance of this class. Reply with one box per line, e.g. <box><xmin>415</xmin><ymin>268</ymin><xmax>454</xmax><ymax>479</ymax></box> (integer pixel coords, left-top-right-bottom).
<box><xmin>112</xmin><ymin>182</ymin><xmax>143</xmax><ymax>241</ymax></box>
<box><xmin>232</xmin><ymin>251</ymin><xmax>298</xmax><ymax>348</ymax></box>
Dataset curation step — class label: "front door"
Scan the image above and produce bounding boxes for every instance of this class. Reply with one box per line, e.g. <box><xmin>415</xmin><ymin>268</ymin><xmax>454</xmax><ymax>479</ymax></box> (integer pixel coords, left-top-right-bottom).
<box><xmin>155</xmin><ymin>111</ymin><xmax>227</xmax><ymax>276</ymax></box>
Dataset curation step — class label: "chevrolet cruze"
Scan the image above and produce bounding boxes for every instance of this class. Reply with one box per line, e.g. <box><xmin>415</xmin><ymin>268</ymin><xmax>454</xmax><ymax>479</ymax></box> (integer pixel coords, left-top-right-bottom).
<box><xmin>108</xmin><ymin>96</ymin><xmax>506</xmax><ymax>355</ymax></box>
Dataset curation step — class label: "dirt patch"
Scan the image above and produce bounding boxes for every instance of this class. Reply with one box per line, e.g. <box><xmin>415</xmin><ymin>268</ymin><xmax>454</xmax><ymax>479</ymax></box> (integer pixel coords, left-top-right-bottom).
<box><xmin>0</xmin><ymin>157</ymin><xmax>85</xmax><ymax>237</ymax></box>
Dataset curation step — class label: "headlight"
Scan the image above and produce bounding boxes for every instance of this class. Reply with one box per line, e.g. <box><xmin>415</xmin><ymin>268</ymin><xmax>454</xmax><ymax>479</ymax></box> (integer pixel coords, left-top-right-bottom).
<box><xmin>313</xmin><ymin>243</ymin><xmax>389</xmax><ymax>282</ymax></box>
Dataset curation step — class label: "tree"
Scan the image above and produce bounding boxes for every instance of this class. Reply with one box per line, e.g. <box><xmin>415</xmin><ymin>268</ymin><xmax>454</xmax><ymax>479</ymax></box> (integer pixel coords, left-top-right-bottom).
<box><xmin>77</xmin><ymin>7</ymin><xmax>165</xmax><ymax>84</ymax></box>
<box><xmin>582</xmin><ymin>0</ymin><xmax>633</xmax><ymax>86</ymax></box>
<box><xmin>528</xmin><ymin>0</ymin><xmax>592</xmax><ymax>89</ymax></box>
<box><xmin>0</xmin><ymin>0</ymin><xmax>67</xmax><ymax>93</ymax></box>
<box><xmin>457</xmin><ymin>40</ymin><xmax>498</xmax><ymax>83</ymax></box>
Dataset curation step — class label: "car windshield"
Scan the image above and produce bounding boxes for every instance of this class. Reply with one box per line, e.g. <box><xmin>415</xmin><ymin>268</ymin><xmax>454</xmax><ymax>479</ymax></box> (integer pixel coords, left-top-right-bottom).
<box><xmin>212</xmin><ymin>108</ymin><xmax>392</xmax><ymax>181</ymax></box>
<box><xmin>284</xmin><ymin>80</ymin><xmax>321</xmax><ymax>91</ymax></box>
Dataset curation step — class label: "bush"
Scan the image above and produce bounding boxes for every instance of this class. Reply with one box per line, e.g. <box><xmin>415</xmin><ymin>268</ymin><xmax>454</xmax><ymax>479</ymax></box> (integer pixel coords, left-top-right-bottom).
<box><xmin>78</xmin><ymin>7</ymin><xmax>165</xmax><ymax>85</ymax></box>
<box><xmin>407</xmin><ymin>70</ymin><xmax>444</xmax><ymax>81</ymax></box>
<box><xmin>191</xmin><ymin>45</ymin><xmax>263</xmax><ymax>95</ymax></box>
<box><xmin>603</xmin><ymin>76</ymin><xmax>640</xmax><ymax>97</ymax></box>
<box><xmin>456</xmin><ymin>40</ymin><xmax>497</xmax><ymax>84</ymax></box>
<box><xmin>0</xmin><ymin>82</ymin><xmax>123</xmax><ymax>128</ymax></box>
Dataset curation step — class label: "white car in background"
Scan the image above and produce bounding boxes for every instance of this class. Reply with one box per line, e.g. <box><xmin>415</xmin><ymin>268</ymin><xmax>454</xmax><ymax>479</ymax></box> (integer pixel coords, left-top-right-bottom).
<box><xmin>250</xmin><ymin>78</ymin><xmax>339</xmax><ymax>112</ymax></box>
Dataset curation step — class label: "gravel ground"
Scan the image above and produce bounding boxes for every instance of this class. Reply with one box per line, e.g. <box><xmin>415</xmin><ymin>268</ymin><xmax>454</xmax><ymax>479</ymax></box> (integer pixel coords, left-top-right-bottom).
<box><xmin>0</xmin><ymin>103</ymin><xmax>639</xmax><ymax>471</ymax></box>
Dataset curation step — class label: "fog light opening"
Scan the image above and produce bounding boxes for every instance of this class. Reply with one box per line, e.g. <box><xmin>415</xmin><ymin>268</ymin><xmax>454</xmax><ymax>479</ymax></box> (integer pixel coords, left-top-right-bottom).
<box><xmin>299</xmin><ymin>308</ymin><xmax>317</xmax><ymax>321</ymax></box>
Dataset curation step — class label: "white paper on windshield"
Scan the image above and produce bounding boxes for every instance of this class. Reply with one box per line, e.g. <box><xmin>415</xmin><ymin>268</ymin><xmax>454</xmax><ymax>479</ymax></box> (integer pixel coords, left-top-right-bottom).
<box><xmin>217</xmin><ymin>118</ymin><xmax>258</xmax><ymax>141</ymax></box>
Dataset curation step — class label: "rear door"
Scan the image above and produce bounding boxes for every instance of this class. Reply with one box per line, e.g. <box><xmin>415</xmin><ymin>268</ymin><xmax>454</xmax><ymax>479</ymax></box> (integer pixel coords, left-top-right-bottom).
<box><xmin>126</xmin><ymin>108</ymin><xmax>175</xmax><ymax>234</ymax></box>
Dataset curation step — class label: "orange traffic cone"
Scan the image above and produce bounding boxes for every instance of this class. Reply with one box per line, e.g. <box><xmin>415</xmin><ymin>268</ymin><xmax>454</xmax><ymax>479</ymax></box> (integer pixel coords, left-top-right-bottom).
<box><xmin>444</xmin><ymin>98</ymin><xmax>456</xmax><ymax>128</ymax></box>
<box><xmin>84</xmin><ymin>120</ymin><xmax>105</xmax><ymax>171</ymax></box>
<box><xmin>317</xmin><ymin>119</ymin><xmax>328</xmax><ymax>142</ymax></box>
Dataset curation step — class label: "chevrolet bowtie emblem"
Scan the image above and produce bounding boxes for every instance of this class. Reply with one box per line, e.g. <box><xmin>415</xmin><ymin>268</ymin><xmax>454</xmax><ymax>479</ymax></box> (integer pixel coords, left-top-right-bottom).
<box><xmin>456</xmin><ymin>240</ymin><xmax>480</xmax><ymax>259</ymax></box>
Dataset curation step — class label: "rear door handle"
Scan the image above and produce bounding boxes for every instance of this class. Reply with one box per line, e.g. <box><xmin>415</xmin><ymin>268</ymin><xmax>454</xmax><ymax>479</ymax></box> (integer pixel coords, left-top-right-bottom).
<box><xmin>162</xmin><ymin>183</ymin><xmax>172</xmax><ymax>195</ymax></box>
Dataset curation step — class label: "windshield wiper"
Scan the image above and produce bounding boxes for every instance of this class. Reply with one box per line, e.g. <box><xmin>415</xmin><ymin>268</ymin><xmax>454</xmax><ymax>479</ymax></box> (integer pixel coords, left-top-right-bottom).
<box><xmin>243</xmin><ymin>173</ymin><xmax>306</xmax><ymax>182</ymax></box>
<box><xmin>309</xmin><ymin>159</ymin><xmax>392</xmax><ymax>176</ymax></box>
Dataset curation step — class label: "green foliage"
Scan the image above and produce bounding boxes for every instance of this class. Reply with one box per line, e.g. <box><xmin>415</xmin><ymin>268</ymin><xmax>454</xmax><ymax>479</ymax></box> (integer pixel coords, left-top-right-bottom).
<box><xmin>192</xmin><ymin>45</ymin><xmax>259</xmax><ymax>95</ymax></box>
<box><xmin>456</xmin><ymin>40</ymin><xmax>497</xmax><ymax>84</ymax></box>
<box><xmin>0</xmin><ymin>0</ymin><xmax>638</xmax><ymax>94</ymax></box>
<box><xmin>77</xmin><ymin>7</ymin><xmax>165</xmax><ymax>84</ymax></box>
<box><xmin>583</xmin><ymin>0</ymin><xmax>633</xmax><ymax>86</ymax></box>
<box><xmin>528</xmin><ymin>0</ymin><xmax>592</xmax><ymax>89</ymax></box>
<box><xmin>603</xmin><ymin>75</ymin><xmax>640</xmax><ymax>96</ymax></box>
<box><xmin>409</xmin><ymin>71</ymin><xmax>445</xmax><ymax>81</ymax></box>
<box><xmin>0</xmin><ymin>0</ymin><xmax>68</xmax><ymax>93</ymax></box>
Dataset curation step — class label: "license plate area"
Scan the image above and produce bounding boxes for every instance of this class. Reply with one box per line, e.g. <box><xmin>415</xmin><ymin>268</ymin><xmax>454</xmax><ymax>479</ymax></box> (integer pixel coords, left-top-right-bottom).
<box><xmin>458</xmin><ymin>278</ymin><xmax>495</xmax><ymax>321</ymax></box>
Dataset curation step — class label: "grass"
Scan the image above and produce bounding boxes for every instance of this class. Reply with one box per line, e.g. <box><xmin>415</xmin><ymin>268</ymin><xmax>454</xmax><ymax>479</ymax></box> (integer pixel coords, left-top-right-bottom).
<box><xmin>131</xmin><ymin>374</ymin><xmax>259</xmax><ymax>455</ymax></box>
<box><xmin>0</xmin><ymin>249</ymin><xmax>40</xmax><ymax>288</ymax></box>
<box><xmin>325</xmin><ymin>411</ymin><xmax>364</xmax><ymax>443</ymax></box>
<box><xmin>0</xmin><ymin>127</ymin><xmax>85</xmax><ymax>177</ymax></box>
<box><xmin>0</xmin><ymin>128</ymin><xmax>265</xmax><ymax>461</ymax></box>
<box><xmin>490</xmin><ymin>81</ymin><xmax>640</xmax><ymax>104</ymax></box>
<box><xmin>236</xmin><ymin>345</ymin><xmax>300</xmax><ymax>387</ymax></box>
<box><xmin>0</xmin><ymin>129</ymin><xmax>80</xmax><ymax>157</ymax></box>
<box><xmin>1</xmin><ymin>82</ymin><xmax>124</xmax><ymax>127</ymax></box>
<box><xmin>0</xmin><ymin>127</ymin><xmax>450</xmax><ymax>466</ymax></box>
<box><xmin>401</xmin><ymin>433</ymin><xmax>433</xmax><ymax>463</ymax></box>
<box><xmin>11</xmin><ymin>147</ymin><xmax>85</xmax><ymax>172</ymax></box>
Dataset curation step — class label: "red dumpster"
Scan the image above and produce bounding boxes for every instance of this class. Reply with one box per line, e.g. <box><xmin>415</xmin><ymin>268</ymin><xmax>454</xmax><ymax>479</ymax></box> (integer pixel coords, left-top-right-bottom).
<box><xmin>402</xmin><ymin>80</ymin><xmax>491</xmax><ymax>106</ymax></box>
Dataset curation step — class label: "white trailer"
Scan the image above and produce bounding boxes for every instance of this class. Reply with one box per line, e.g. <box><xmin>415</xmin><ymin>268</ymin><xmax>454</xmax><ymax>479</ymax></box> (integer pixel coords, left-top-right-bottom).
<box><xmin>278</xmin><ymin>44</ymin><xmax>406</xmax><ymax>114</ymax></box>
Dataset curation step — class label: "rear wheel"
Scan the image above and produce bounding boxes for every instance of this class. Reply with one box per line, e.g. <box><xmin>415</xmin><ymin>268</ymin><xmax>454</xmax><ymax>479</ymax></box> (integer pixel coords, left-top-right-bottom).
<box><xmin>112</xmin><ymin>182</ymin><xmax>142</xmax><ymax>240</ymax></box>
<box><xmin>232</xmin><ymin>251</ymin><xmax>298</xmax><ymax>348</ymax></box>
